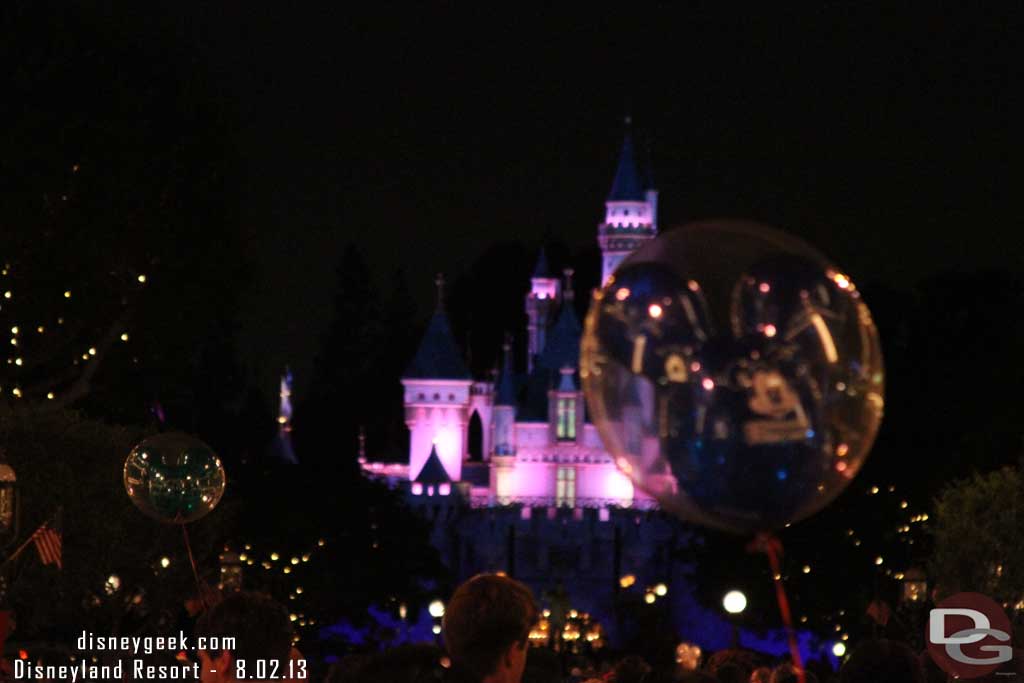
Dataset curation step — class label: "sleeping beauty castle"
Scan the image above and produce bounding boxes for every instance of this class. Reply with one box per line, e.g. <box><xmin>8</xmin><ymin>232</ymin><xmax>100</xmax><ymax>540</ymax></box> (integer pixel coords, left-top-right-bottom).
<box><xmin>358</xmin><ymin>122</ymin><xmax>730</xmax><ymax>648</ymax></box>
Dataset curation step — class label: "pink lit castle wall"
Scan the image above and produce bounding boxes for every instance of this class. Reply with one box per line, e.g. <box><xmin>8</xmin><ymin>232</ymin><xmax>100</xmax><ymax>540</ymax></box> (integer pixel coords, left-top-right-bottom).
<box><xmin>362</xmin><ymin>119</ymin><xmax>661</xmax><ymax>514</ymax></box>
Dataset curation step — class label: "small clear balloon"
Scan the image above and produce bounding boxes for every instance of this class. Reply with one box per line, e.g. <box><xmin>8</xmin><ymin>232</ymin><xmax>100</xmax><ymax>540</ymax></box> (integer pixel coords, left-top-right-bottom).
<box><xmin>124</xmin><ymin>432</ymin><xmax>226</xmax><ymax>524</ymax></box>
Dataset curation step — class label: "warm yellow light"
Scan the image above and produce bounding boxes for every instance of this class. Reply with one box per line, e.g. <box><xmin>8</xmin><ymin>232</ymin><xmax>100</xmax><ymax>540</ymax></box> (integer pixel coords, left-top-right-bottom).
<box><xmin>138</xmin><ymin>275</ymin><xmax>147</xmax><ymax>283</ymax></box>
<box><xmin>832</xmin><ymin>642</ymin><xmax>846</xmax><ymax>657</ymax></box>
<box><xmin>14</xmin><ymin>358</ymin><xmax>22</xmax><ymax>366</ymax></box>
<box><xmin>11</xmin><ymin>388</ymin><xmax>21</xmax><ymax>398</ymax></box>
<box><xmin>160</xmin><ymin>557</ymin><xmax>171</xmax><ymax>568</ymax></box>
<box><xmin>289</xmin><ymin>614</ymin><xmax>297</xmax><ymax>622</ymax></box>
<box><xmin>10</xmin><ymin>326</ymin><xmax>17</xmax><ymax>334</ymax></box>
<box><xmin>283</xmin><ymin>567</ymin><xmax>292</xmax><ymax>574</ymax></box>
<box><xmin>239</xmin><ymin>554</ymin><xmax>248</xmax><ymax>561</ymax></box>
<box><xmin>648</xmin><ymin>303</ymin><xmax>663</xmax><ymax>318</ymax></box>
<box><xmin>619</xmin><ymin>574</ymin><xmax>637</xmax><ymax>589</ymax></box>
<box><xmin>870</xmin><ymin>486</ymin><xmax>879</xmax><ymax>495</ymax></box>
<box><xmin>291</xmin><ymin>557</ymin><xmax>299</xmax><ymax>565</ymax></box>
<box><xmin>88</xmin><ymin>347</ymin><xmax>96</xmax><ymax>356</ymax></box>
<box><xmin>64</xmin><ymin>291</ymin><xmax>71</xmax><ymax>298</ymax></box>
<box><xmin>46</xmin><ymin>392</ymin><xmax>54</xmax><ymax>400</ymax></box>
<box><xmin>764</xmin><ymin>323</ymin><xmax>777</xmax><ymax>337</ymax></box>
<box><xmin>644</xmin><ymin>592</ymin><xmax>656</xmax><ymax>604</ymax></box>
<box><xmin>428</xmin><ymin>600</ymin><xmax>445</xmax><ymax>618</ymax></box>
<box><xmin>432</xmin><ymin>624</ymin><xmax>442</xmax><ymax>635</ymax></box>
<box><xmin>803</xmin><ymin>565</ymin><xmax>811</xmax><ymax>574</ymax></box>
<box><xmin>900</xmin><ymin>501</ymin><xmax>908</xmax><ymax>509</ymax></box>
<box><xmin>654</xmin><ymin>583</ymin><xmax>668</xmax><ymax>596</ymax></box>
<box><xmin>317</xmin><ymin>539</ymin><xmax>325</xmax><ymax>547</ymax></box>
<box><xmin>723</xmin><ymin>590</ymin><xmax>747</xmax><ymax>614</ymax></box>
<box><xmin>836</xmin><ymin>443</ymin><xmax>849</xmax><ymax>457</ymax></box>
<box><xmin>270</xmin><ymin>552</ymin><xmax>279</xmax><ymax>561</ymax></box>
<box><xmin>3</xmin><ymin>292</ymin><xmax>10</xmax><ymax>299</ymax></box>
<box><xmin>121</xmin><ymin>333</ymin><xmax>129</xmax><ymax>342</ymax></box>
<box><xmin>301</xmin><ymin>554</ymin><xmax>310</xmax><ymax>562</ymax></box>
<box><xmin>296</xmin><ymin>587</ymin><xmax>303</xmax><ymax>594</ymax></box>
<box><xmin>37</xmin><ymin>326</ymin><xmax>44</xmax><ymax>333</ymax></box>
<box><xmin>875</xmin><ymin>556</ymin><xmax>884</xmax><ymax>566</ymax></box>
<box><xmin>615</xmin><ymin>288</ymin><xmax>630</xmax><ymax>301</ymax></box>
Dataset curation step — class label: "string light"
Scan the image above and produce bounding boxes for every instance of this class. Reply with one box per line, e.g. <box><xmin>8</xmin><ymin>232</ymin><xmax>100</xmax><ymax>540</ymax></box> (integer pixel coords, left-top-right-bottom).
<box><xmin>64</xmin><ymin>291</ymin><xmax>71</xmax><ymax>298</ymax></box>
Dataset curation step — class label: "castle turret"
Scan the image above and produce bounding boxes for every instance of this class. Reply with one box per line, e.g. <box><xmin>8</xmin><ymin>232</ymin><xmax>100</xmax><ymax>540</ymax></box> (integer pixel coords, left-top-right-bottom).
<box><xmin>525</xmin><ymin>247</ymin><xmax>561</xmax><ymax>372</ymax></box>
<box><xmin>493</xmin><ymin>338</ymin><xmax>517</xmax><ymax>456</ymax></box>
<box><xmin>401</xmin><ymin>275</ymin><xmax>473</xmax><ymax>482</ymax></box>
<box><xmin>598</xmin><ymin>118</ymin><xmax>658</xmax><ymax>285</ymax></box>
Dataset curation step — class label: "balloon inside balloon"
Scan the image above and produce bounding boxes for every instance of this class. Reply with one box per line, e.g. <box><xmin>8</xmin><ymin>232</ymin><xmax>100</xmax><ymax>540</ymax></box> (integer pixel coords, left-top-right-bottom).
<box><xmin>581</xmin><ymin>220</ymin><xmax>884</xmax><ymax>533</ymax></box>
<box><xmin>124</xmin><ymin>432</ymin><xmax>226</xmax><ymax>524</ymax></box>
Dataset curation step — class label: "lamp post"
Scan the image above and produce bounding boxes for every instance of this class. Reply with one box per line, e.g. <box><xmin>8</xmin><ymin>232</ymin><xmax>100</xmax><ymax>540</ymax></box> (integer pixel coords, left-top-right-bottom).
<box><xmin>429</xmin><ymin>599</ymin><xmax>445</xmax><ymax>643</ymax></box>
<box><xmin>722</xmin><ymin>590</ymin><xmax>747</xmax><ymax>648</ymax></box>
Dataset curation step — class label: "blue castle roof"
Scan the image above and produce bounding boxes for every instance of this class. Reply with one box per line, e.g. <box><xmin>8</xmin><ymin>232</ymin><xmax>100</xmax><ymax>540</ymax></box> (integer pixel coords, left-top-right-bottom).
<box><xmin>607</xmin><ymin>124</ymin><xmax>646</xmax><ymax>202</ymax></box>
<box><xmin>403</xmin><ymin>310</ymin><xmax>471</xmax><ymax>380</ymax></box>
<box><xmin>415</xmin><ymin>444</ymin><xmax>451</xmax><ymax>484</ymax></box>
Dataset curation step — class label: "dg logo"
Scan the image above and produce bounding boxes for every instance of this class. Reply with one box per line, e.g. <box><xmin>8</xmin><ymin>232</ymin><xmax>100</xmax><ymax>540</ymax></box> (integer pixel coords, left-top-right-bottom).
<box><xmin>927</xmin><ymin>592</ymin><xmax>1014</xmax><ymax>679</ymax></box>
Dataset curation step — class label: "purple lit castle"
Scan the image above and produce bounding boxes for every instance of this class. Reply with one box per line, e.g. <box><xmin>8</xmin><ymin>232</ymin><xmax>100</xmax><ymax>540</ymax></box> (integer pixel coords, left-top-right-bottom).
<box><xmin>363</xmin><ymin>119</ymin><xmax>659</xmax><ymax>511</ymax></box>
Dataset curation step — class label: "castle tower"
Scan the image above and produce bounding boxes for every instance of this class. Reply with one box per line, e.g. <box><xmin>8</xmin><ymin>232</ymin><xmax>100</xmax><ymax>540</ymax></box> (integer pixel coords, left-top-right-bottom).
<box><xmin>269</xmin><ymin>367</ymin><xmax>298</xmax><ymax>464</ymax></box>
<box><xmin>598</xmin><ymin>118</ymin><xmax>658</xmax><ymax>286</ymax></box>
<box><xmin>493</xmin><ymin>337</ymin><xmax>517</xmax><ymax>456</ymax></box>
<box><xmin>401</xmin><ymin>275</ymin><xmax>473</xmax><ymax>481</ymax></box>
<box><xmin>525</xmin><ymin>247</ymin><xmax>561</xmax><ymax>372</ymax></box>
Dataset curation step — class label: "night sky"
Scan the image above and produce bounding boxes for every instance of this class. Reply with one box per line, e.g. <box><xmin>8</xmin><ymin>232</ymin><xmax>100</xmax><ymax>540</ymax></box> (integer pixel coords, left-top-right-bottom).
<box><xmin>57</xmin><ymin>5</ymin><xmax>1021</xmax><ymax>393</ymax></box>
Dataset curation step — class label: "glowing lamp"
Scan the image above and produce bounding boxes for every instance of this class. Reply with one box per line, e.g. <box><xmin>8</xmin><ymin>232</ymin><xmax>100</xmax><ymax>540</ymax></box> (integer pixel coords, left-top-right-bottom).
<box><xmin>832</xmin><ymin>642</ymin><xmax>847</xmax><ymax>658</ymax></box>
<box><xmin>428</xmin><ymin>599</ymin><xmax>445</xmax><ymax>618</ymax></box>
<box><xmin>723</xmin><ymin>590</ymin><xmax>747</xmax><ymax>615</ymax></box>
<box><xmin>654</xmin><ymin>583</ymin><xmax>667</xmax><ymax>597</ymax></box>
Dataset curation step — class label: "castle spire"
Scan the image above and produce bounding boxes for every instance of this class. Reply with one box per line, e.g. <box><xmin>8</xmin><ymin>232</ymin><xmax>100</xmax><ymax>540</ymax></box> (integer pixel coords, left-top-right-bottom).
<box><xmin>607</xmin><ymin>117</ymin><xmax>645</xmax><ymax>202</ymax></box>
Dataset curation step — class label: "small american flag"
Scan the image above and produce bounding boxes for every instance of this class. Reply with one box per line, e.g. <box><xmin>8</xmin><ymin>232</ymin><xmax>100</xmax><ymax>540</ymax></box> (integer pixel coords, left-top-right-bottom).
<box><xmin>32</xmin><ymin>522</ymin><xmax>62</xmax><ymax>570</ymax></box>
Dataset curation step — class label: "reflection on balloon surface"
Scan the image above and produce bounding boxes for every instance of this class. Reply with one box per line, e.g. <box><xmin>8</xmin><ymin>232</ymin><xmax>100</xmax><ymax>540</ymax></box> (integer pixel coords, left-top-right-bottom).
<box><xmin>581</xmin><ymin>220</ymin><xmax>884</xmax><ymax>533</ymax></box>
<box><xmin>124</xmin><ymin>432</ymin><xmax>226</xmax><ymax>524</ymax></box>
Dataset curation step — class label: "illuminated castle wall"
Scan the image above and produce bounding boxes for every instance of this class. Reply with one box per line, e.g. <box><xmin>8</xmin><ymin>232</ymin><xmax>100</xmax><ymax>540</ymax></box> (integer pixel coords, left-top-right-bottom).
<box><xmin>362</xmin><ymin>120</ymin><xmax>658</xmax><ymax>511</ymax></box>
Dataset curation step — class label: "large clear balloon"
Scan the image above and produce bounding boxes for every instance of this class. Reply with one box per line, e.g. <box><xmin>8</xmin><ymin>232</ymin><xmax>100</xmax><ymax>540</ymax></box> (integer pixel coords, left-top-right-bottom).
<box><xmin>124</xmin><ymin>433</ymin><xmax>226</xmax><ymax>523</ymax></box>
<box><xmin>581</xmin><ymin>221</ymin><xmax>884</xmax><ymax>533</ymax></box>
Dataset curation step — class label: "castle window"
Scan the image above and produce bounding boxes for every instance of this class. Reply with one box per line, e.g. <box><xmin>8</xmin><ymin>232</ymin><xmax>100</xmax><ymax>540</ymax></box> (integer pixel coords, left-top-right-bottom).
<box><xmin>556</xmin><ymin>467</ymin><xmax>576</xmax><ymax>508</ymax></box>
<box><xmin>557</xmin><ymin>398</ymin><xmax>577</xmax><ymax>441</ymax></box>
<box><xmin>411</xmin><ymin>482</ymin><xmax>423</xmax><ymax>496</ymax></box>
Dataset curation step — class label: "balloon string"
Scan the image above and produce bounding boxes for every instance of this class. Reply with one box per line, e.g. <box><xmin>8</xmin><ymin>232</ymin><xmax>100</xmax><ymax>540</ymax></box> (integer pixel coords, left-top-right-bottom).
<box><xmin>751</xmin><ymin>533</ymin><xmax>806</xmax><ymax>683</ymax></box>
<box><xmin>181</xmin><ymin>523</ymin><xmax>208</xmax><ymax>612</ymax></box>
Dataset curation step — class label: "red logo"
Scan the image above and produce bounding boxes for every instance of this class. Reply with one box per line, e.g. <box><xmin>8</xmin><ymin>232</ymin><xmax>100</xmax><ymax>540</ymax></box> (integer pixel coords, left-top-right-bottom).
<box><xmin>927</xmin><ymin>592</ymin><xmax>1014</xmax><ymax>679</ymax></box>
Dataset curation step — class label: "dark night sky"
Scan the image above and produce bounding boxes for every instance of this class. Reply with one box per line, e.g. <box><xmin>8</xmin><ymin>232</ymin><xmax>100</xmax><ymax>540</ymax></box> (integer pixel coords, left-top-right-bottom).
<box><xmin>87</xmin><ymin>5</ymin><xmax>1022</xmax><ymax>393</ymax></box>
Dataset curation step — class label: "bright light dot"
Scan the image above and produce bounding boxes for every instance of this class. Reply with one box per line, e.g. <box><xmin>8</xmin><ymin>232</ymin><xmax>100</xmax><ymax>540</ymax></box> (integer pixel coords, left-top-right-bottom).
<box><xmin>46</xmin><ymin>392</ymin><xmax>54</xmax><ymax>400</ymax></box>
<box><xmin>3</xmin><ymin>292</ymin><xmax>10</xmax><ymax>299</ymax></box>
<box><xmin>900</xmin><ymin>501</ymin><xmax>908</xmax><ymax>509</ymax></box>
<box><xmin>723</xmin><ymin>590</ymin><xmax>747</xmax><ymax>614</ymax></box>
<box><xmin>687</xmin><ymin>280</ymin><xmax>700</xmax><ymax>291</ymax></box>
<box><xmin>289</xmin><ymin>614</ymin><xmax>297</xmax><ymax>622</ymax></box>
<box><xmin>764</xmin><ymin>323</ymin><xmax>777</xmax><ymax>338</ymax></box>
<box><xmin>428</xmin><ymin>600</ymin><xmax>445</xmax><ymax>618</ymax></box>
<box><xmin>290</xmin><ymin>557</ymin><xmax>299</xmax><ymax>565</ymax></box>
<box><xmin>14</xmin><ymin>358</ymin><xmax>21</xmax><ymax>366</ymax></box>
<box><xmin>654</xmin><ymin>583</ymin><xmax>668</xmax><ymax>596</ymax></box>
<box><xmin>615</xmin><ymin>288</ymin><xmax>630</xmax><ymax>301</ymax></box>
<box><xmin>37</xmin><ymin>326</ymin><xmax>44</xmax><ymax>333</ymax></box>
<box><xmin>644</xmin><ymin>592</ymin><xmax>656</xmax><ymax>604</ymax></box>
<box><xmin>833</xmin><ymin>642</ymin><xmax>847</xmax><ymax>657</ymax></box>
<box><xmin>835</xmin><ymin>461</ymin><xmax>848</xmax><ymax>472</ymax></box>
<box><xmin>283</xmin><ymin>567</ymin><xmax>292</xmax><ymax>574</ymax></box>
<box><xmin>160</xmin><ymin>557</ymin><xmax>171</xmax><ymax>568</ymax></box>
<box><xmin>12</xmin><ymin>388</ymin><xmax>22</xmax><ymax>398</ymax></box>
<box><xmin>121</xmin><ymin>333</ymin><xmax>129</xmax><ymax>342</ymax></box>
<box><xmin>834</xmin><ymin>274</ymin><xmax>851</xmax><ymax>290</ymax></box>
<box><xmin>875</xmin><ymin>556</ymin><xmax>884</xmax><ymax>565</ymax></box>
<box><xmin>836</xmin><ymin>443</ymin><xmax>849</xmax><ymax>457</ymax></box>
<box><xmin>758</xmin><ymin>282</ymin><xmax>770</xmax><ymax>293</ymax></box>
<box><xmin>88</xmin><ymin>347</ymin><xmax>96</xmax><ymax>356</ymax></box>
<box><xmin>701</xmin><ymin>378</ymin><xmax>715</xmax><ymax>391</ymax></box>
<box><xmin>803</xmin><ymin>565</ymin><xmax>811</xmax><ymax>574</ymax></box>
<box><xmin>138</xmin><ymin>274</ymin><xmax>147</xmax><ymax>283</ymax></box>
<box><xmin>270</xmin><ymin>553</ymin><xmax>279</xmax><ymax>561</ymax></box>
<box><xmin>648</xmin><ymin>303</ymin><xmax>663</xmax><ymax>318</ymax></box>
<box><xmin>10</xmin><ymin>326</ymin><xmax>17</xmax><ymax>334</ymax></box>
<box><xmin>432</xmin><ymin>625</ymin><xmax>442</xmax><ymax>635</ymax></box>
<box><xmin>296</xmin><ymin>587</ymin><xmax>304</xmax><ymax>594</ymax></box>
<box><xmin>317</xmin><ymin>539</ymin><xmax>325</xmax><ymax>547</ymax></box>
<box><xmin>870</xmin><ymin>486</ymin><xmax>879</xmax><ymax>495</ymax></box>
<box><xmin>64</xmin><ymin>291</ymin><xmax>71</xmax><ymax>298</ymax></box>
